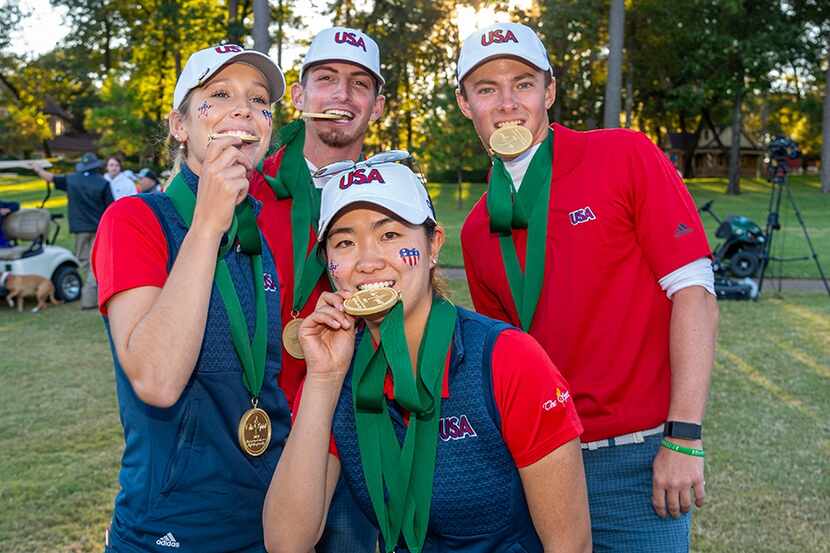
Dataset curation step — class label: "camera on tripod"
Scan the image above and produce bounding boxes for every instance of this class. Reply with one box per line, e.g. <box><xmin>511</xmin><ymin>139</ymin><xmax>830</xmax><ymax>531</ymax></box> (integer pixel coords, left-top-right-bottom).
<box><xmin>758</xmin><ymin>135</ymin><xmax>830</xmax><ymax>297</ymax></box>
<box><xmin>767</xmin><ymin>135</ymin><xmax>800</xmax><ymax>162</ymax></box>
<box><xmin>699</xmin><ymin>134</ymin><xmax>829</xmax><ymax>300</ymax></box>
<box><xmin>766</xmin><ymin>136</ymin><xmax>800</xmax><ymax>183</ymax></box>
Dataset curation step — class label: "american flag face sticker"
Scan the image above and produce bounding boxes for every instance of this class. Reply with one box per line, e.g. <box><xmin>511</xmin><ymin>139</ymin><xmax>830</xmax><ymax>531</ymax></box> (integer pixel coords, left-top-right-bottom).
<box><xmin>262</xmin><ymin>109</ymin><xmax>272</xmax><ymax>124</ymax></box>
<box><xmin>198</xmin><ymin>101</ymin><xmax>211</xmax><ymax>118</ymax></box>
<box><xmin>399</xmin><ymin>247</ymin><xmax>421</xmax><ymax>267</ymax></box>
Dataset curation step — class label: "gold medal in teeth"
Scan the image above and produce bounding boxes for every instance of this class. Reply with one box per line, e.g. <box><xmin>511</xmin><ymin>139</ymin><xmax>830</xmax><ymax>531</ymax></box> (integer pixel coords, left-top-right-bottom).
<box><xmin>489</xmin><ymin>124</ymin><xmax>533</xmax><ymax>156</ymax></box>
<box><xmin>343</xmin><ymin>287</ymin><xmax>400</xmax><ymax>317</ymax></box>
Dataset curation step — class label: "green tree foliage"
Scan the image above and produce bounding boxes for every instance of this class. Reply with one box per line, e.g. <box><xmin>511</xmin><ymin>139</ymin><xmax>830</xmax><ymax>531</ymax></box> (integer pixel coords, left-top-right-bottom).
<box><xmin>48</xmin><ymin>0</ymin><xmax>227</xmax><ymax>164</ymax></box>
<box><xmin>534</xmin><ymin>0</ymin><xmax>608</xmax><ymax>129</ymax></box>
<box><xmin>0</xmin><ymin>0</ymin><xmax>825</xmax><ymax>185</ymax></box>
<box><xmin>327</xmin><ymin>0</ymin><xmax>455</xmax><ymax>153</ymax></box>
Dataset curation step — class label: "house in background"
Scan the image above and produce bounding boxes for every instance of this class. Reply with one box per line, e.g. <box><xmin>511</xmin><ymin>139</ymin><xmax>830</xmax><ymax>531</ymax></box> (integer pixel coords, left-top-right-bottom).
<box><xmin>42</xmin><ymin>97</ymin><xmax>99</xmax><ymax>157</ymax></box>
<box><xmin>664</xmin><ymin>127</ymin><xmax>764</xmax><ymax>178</ymax></box>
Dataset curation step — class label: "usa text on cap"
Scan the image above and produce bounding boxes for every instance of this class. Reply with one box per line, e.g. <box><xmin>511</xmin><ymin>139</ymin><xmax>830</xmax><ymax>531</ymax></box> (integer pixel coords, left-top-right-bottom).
<box><xmin>301</xmin><ymin>27</ymin><xmax>385</xmax><ymax>88</ymax></box>
<box><xmin>173</xmin><ymin>45</ymin><xmax>285</xmax><ymax>110</ymax></box>
<box><xmin>457</xmin><ymin>22</ymin><xmax>552</xmax><ymax>84</ymax></box>
<box><xmin>318</xmin><ymin>163</ymin><xmax>433</xmax><ymax>241</ymax></box>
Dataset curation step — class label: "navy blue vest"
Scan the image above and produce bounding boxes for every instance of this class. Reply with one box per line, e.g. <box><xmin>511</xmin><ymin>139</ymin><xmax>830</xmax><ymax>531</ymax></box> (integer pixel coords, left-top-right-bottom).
<box><xmin>332</xmin><ymin>308</ymin><xmax>543</xmax><ymax>553</ymax></box>
<box><xmin>103</xmin><ymin>167</ymin><xmax>290</xmax><ymax>553</ymax></box>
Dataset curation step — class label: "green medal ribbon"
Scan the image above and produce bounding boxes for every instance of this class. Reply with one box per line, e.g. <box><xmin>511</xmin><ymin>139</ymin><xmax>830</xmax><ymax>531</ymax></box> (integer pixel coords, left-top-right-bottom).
<box><xmin>257</xmin><ymin>120</ymin><xmax>325</xmax><ymax>313</ymax></box>
<box><xmin>486</xmin><ymin>130</ymin><xmax>554</xmax><ymax>331</ymax></box>
<box><xmin>353</xmin><ymin>296</ymin><xmax>457</xmax><ymax>553</ymax></box>
<box><xmin>166</xmin><ymin>172</ymin><xmax>267</xmax><ymax>399</ymax></box>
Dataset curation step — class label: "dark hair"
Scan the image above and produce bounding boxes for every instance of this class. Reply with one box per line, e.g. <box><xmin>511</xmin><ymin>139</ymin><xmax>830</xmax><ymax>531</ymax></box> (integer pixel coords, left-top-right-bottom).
<box><xmin>318</xmin><ymin>214</ymin><xmax>448</xmax><ymax>299</ymax></box>
<box><xmin>106</xmin><ymin>155</ymin><xmax>123</xmax><ymax>168</ymax></box>
<box><xmin>458</xmin><ymin>68</ymin><xmax>553</xmax><ymax>99</ymax></box>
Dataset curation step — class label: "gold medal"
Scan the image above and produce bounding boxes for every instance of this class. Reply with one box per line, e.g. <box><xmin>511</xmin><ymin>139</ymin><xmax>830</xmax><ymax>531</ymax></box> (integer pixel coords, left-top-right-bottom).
<box><xmin>301</xmin><ymin>112</ymin><xmax>350</xmax><ymax>120</ymax></box>
<box><xmin>238</xmin><ymin>405</ymin><xmax>272</xmax><ymax>457</ymax></box>
<box><xmin>489</xmin><ymin>125</ymin><xmax>533</xmax><ymax>157</ymax></box>
<box><xmin>282</xmin><ymin>317</ymin><xmax>305</xmax><ymax>359</ymax></box>
<box><xmin>343</xmin><ymin>287</ymin><xmax>400</xmax><ymax>317</ymax></box>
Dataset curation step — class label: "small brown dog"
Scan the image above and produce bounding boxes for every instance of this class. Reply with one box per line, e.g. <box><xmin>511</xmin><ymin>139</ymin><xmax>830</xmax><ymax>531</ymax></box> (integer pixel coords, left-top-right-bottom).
<box><xmin>1</xmin><ymin>272</ymin><xmax>62</xmax><ymax>313</ymax></box>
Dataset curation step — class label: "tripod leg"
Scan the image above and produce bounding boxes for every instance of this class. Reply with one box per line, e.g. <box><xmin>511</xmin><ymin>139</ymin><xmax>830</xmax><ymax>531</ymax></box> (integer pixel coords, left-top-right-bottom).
<box><xmin>758</xmin><ymin>181</ymin><xmax>784</xmax><ymax>297</ymax></box>
<box><xmin>783</xmin><ymin>182</ymin><xmax>830</xmax><ymax>297</ymax></box>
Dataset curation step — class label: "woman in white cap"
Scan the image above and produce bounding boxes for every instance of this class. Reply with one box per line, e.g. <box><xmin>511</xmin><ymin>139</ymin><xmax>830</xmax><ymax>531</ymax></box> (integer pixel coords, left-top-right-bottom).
<box><xmin>92</xmin><ymin>45</ymin><xmax>290</xmax><ymax>553</ymax></box>
<box><xmin>263</xmin><ymin>158</ymin><xmax>591</xmax><ymax>553</ymax></box>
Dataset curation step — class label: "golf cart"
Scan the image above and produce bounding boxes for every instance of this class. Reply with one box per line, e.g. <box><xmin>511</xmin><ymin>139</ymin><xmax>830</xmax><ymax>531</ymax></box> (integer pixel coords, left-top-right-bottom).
<box><xmin>698</xmin><ymin>200</ymin><xmax>763</xmax><ymax>300</ymax></box>
<box><xmin>0</xmin><ymin>179</ymin><xmax>82</xmax><ymax>303</ymax></box>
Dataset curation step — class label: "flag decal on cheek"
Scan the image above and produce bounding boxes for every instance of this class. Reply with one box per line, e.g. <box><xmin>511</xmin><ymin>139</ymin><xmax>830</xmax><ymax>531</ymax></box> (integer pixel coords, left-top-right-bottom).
<box><xmin>399</xmin><ymin>248</ymin><xmax>420</xmax><ymax>267</ymax></box>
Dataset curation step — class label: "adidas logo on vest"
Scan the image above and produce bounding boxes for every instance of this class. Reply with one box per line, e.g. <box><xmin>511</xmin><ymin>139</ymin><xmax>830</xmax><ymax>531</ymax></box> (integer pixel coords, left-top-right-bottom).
<box><xmin>156</xmin><ymin>532</ymin><xmax>180</xmax><ymax>548</ymax></box>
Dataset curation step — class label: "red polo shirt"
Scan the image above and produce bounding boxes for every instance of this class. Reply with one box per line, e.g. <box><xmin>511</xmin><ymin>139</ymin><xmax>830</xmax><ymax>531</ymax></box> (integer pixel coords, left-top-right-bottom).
<box><xmin>248</xmin><ymin>148</ymin><xmax>330</xmax><ymax>407</ymax></box>
<box><xmin>461</xmin><ymin>124</ymin><xmax>711</xmax><ymax>442</ymax></box>
<box><xmin>92</xmin><ymin>197</ymin><xmax>167</xmax><ymax>315</ymax></box>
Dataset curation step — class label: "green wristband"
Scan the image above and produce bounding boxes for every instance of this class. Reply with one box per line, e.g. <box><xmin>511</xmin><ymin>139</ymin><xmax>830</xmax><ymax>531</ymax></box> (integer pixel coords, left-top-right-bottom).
<box><xmin>661</xmin><ymin>438</ymin><xmax>705</xmax><ymax>458</ymax></box>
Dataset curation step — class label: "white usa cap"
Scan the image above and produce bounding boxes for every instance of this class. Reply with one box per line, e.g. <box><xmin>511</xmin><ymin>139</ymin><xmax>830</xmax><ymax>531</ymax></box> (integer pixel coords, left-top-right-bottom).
<box><xmin>457</xmin><ymin>22</ymin><xmax>552</xmax><ymax>84</ymax></box>
<box><xmin>173</xmin><ymin>44</ymin><xmax>285</xmax><ymax>110</ymax></box>
<box><xmin>301</xmin><ymin>27</ymin><xmax>385</xmax><ymax>88</ymax></box>
<box><xmin>318</xmin><ymin>163</ymin><xmax>435</xmax><ymax>241</ymax></box>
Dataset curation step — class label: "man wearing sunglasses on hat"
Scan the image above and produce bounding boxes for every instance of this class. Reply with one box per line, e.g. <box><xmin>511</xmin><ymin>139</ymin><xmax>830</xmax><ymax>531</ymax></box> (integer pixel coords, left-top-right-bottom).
<box><xmin>249</xmin><ymin>26</ymin><xmax>385</xmax><ymax>553</ymax></box>
<box><xmin>455</xmin><ymin>22</ymin><xmax>719</xmax><ymax>552</ymax></box>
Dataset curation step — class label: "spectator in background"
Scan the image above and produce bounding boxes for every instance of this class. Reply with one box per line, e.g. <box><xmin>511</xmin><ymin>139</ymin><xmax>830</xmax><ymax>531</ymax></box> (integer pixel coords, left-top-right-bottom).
<box><xmin>31</xmin><ymin>153</ymin><xmax>113</xmax><ymax>309</ymax></box>
<box><xmin>104</xmin><ymin>156</ymin><xmax>122</xmax><ymax>182</ymax></box>
<box><xmin>0</xmin><ymin>200</ymin><xmax>20</xmax><ymax>247</ymax></box>
<box><xmin>136</xmin><ymin>168</ymin><xmax>160</xmax><ymax>193</ymax></box>
<box><xmin>104</xmin><ymin>155</ymin><xmax>139</xmax><ymax>200</ymax></box>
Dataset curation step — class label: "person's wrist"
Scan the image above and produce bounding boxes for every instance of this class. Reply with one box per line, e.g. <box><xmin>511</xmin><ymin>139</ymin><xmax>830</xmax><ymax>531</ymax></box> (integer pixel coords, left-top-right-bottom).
<box><xmin>304</xmin><ymin>371</ymin><xmax>348</xmax><ymax>395</ymax></box>
<box><xmin>661</xmin><ymin>437</ymin><xmax>705</xmax><ymax>457</ymax></box>
<box><xmin>188</xmin><ymin>218</ymin><xmax>226</xmax><ymax>243</ymax></box>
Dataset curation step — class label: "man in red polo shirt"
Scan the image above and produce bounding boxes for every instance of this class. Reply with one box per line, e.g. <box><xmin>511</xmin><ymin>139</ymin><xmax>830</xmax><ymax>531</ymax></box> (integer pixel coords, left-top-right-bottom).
<box><xmin>248</xmin><ymin>26</ymin><xmax>385</xmax><ymax>553</ymax></box>
<box><xmin>456</xmin><ymin>22</ymin><xmax>719</xmax><ymax>552</ymax></box>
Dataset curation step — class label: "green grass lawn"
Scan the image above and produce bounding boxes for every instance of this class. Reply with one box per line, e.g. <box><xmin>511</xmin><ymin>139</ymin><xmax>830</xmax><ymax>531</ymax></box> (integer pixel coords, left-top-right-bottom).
<box><xmin>2</xmin><ymin>173</ymin><xmax>829</xmax><ymax>278</ymax></box>
<box><xmin>1</xmin><ymin>286</ymin><xmax>828</xmax><ymax>552</ymax></box>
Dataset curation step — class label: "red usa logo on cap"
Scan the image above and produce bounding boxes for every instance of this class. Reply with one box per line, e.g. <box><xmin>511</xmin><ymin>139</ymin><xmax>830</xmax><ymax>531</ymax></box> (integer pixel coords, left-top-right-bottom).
<box><xmin>334</xmin><ymin>31</ymin><xmax>367</xmax><ymax>52</ymax></box>
<box><xmin>481</xmin><ymin>29</ymin><xmax>519</xmax><ymax>46</ymax></box>
<box><xmin>339</xmin><ymin>168</ymin><xmax>385</xmax><ymax>189</ymax></box>
<box><xmin>215</xmin><ymin>44</ymin><xmax>243</xmax><ymax>54</ymax></box>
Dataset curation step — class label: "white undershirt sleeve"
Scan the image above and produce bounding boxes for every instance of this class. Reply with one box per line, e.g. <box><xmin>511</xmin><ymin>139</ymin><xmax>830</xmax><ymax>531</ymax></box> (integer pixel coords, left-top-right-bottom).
<box><xmin>658</xmin><ymin>257</ymin><xmax>716</xmax><ymax>299</ymax></box>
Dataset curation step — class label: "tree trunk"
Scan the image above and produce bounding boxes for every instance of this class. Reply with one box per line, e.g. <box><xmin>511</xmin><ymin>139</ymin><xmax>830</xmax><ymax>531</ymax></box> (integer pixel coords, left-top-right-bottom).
<box><xmin>624</xmin><ymin>67</ymin><xmax>633</xmax><ymax>128</ymax></box>
<box><xmin>822</xmin><ymin>55</ymin><xmax>830</xmax><ymax>193</ymax></box>
<box><xmin>253</xmin><ymin>0</ymin><xmax>270</xmax><ymax>54</ymax></box>
<box><xmin>103</xmin><ymin>19</ymin><xmax>112</xmax><ymax>73</ymax></box>
<box><xmin>603</xmin><ymin>0</ymin><xmax>624</xmax><ymax>128</ymax></box>
<box><xmin>682</xmin><ymin>116</ymin><xmax>704</xmax><ymax>179</ymax></box>
<box><xmin>276</xmin><ymin>0</ymin><xmax>284</xmax><ymax>67</ymax></box>
<box><xmin>404</xmin><ymin>67</ymin><xmax>412</xmax><ymax>152</ymax></box>
<box><xmin>727</xmin><ymin>87</ymin><xmax>743</xmax><ymax>195</ymax></box>
<box><xmin>0</xmin><ymin>72</ymin><xmax>20</xmax><ymax>102</ymax></box>
<box><xmin>228</xmin><ymin>0</ymin><xmax>241</xmax><ymax>44</ymax></box>
<box><xmin>456</xmin><ymin>168</ymin><xmax>463</xmax><ymax>210</ymax></box>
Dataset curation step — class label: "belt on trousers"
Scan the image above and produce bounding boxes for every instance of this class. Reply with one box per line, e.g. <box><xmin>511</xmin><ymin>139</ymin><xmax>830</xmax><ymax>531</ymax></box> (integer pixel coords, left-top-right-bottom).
<box><xmin>581</xmin><ymin>423</ymin><xmax>665</xmax><ymax>451</ymax></box>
